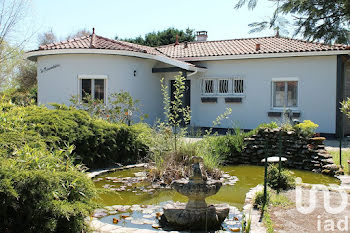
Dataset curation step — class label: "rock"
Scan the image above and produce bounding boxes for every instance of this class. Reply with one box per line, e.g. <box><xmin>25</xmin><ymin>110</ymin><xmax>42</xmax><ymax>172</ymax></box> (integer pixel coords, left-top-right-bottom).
<box><xmin>143</xmin><ymin>219</ymin><xmax>154</xmax><ymax>224</ymax></box>
<box><xmin>323</xmin><ymin>164</ymin><xmax>340</xmax><ymax>171</ymax></box>
<box><xmin>131</xmin><ymin>219</ymin><xmax>144</xmax><ymax>225</ymax></box>
<box><xmin>134</xmin><ymin>171</ymin><xmax>147</xmax><ymax>177</ymax></box>
<box><xmin>321</xmin><ymin>158</ymin><xmax>335</xmax><ymax>165</ymax></box>
<box><xmin>92</xmin><ymin>209</ymin><xmax>108</xmax><ymax>218</ymax></box>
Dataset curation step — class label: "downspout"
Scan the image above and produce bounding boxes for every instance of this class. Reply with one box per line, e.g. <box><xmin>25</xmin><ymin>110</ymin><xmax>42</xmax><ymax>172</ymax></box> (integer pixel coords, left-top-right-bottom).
<box><xmin>187</xmin><ymin>68</ymin><xmax>198</xmax><ymax>77</ymax></box>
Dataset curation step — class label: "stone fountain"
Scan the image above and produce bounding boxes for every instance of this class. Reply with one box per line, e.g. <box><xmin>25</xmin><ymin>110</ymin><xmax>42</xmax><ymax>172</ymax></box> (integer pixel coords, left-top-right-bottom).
<box><xmin>160</xmin><ymin>156</ymin><xmax>229</xmax><ymax>230</ymax></box>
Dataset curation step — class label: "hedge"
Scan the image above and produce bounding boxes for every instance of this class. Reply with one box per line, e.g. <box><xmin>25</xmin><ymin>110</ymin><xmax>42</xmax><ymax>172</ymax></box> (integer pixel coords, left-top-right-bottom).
<box><xmin>1</xmin><ymin>105</ymin><xmax>150</xmax><ymax>168</ymax></box>
<box><xmin>0</xmin><ymin>146</ymin><xmax>97</xmax><ymax>233</ymax></box>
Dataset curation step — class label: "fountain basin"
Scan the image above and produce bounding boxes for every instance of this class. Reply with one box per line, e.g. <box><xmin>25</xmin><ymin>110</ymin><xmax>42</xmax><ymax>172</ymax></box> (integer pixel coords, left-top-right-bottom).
<box><xmin>160</xmin><ymin>156</ymin><xmax>230</xmax><ymax>230</ymax></box>
<box><xmin>172</xmin><ymin>178</ymin><xmax>222</xmax><ymax>209</ymax></box>
<box><xmin>161</xmin><ymin>202</ymin><xmax>229</xmax><ymax>230</ymax></box>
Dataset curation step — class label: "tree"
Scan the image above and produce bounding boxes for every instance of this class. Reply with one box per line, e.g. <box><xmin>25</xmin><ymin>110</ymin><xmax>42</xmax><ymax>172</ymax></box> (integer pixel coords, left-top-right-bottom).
<box><xmin>160</xmin><ymin>75</ymin><xmax>191</xmax><ymax>152</ymax></box>
<box><xmin>0</xmin><ymin>0</ymin><xmax>32</xmax><ymax>65</ymax></box>
<box><xmin>235</xmin><ymin>0</ymin><xmax>350</xmax><ymax>44</ymax></box>
<box><xmin>0</xmin><ymin>43</ymin><xmax>22</xmax><ymax>89</ymax></box>
<box><xmin>65</xmin><ymin>28</ymin><xmax>91</xmax><ymax>40</ymax></box>
<box><xmin>38</xmin><ymin>30</ymin><xmax>57</xmax><ymax>46</ymax></box>
<box><xmin>16</xmin><ymin>60</ymin><xmax>37</xmax><ymax>91</ymax></box>
<box><xmin>117</xmin><ymin>27</ymin><xmax>196</xmax><ymax>47</ymax></box>
<box><xmin>38</xmin><ymin>29</ymin><xmax>91</xmax><ymax>46</ymax></box>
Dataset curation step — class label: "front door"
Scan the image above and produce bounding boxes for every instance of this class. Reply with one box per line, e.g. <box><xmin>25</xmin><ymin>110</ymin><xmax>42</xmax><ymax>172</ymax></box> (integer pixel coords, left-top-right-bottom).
<box><xmin>170</xmin><ymin>80</ymin><xmax>191</xmax><ymax>125</ymax></box>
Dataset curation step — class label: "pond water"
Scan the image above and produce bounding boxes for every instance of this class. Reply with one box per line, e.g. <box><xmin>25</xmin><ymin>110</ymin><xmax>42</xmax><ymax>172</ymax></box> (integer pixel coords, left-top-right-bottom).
<box><xmin>94</xmin><ymin>165</ymin><xmax>339</xmax><ymax>210</ymax></box>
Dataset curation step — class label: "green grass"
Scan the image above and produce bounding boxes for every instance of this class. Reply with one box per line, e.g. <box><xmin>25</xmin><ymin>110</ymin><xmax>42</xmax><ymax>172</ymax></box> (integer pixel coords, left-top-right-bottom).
<box><xmin>270</xmin><ymin>193</ymin><xmax>293</xmax><ymax>207</ymax></box>
<box><xmin>329</xmin><ymin>150</ymin><xmax>350</xmax><ymax>174</ymax></box>
<box><xmin>260</xmin><ymin>192</ymin><xmax>291</xmax><ymax>233</ymax></box>
<box><xmin>263</xmin><ymin>207</ymin><xmax>274</xmax><ymax>233</ymax></box>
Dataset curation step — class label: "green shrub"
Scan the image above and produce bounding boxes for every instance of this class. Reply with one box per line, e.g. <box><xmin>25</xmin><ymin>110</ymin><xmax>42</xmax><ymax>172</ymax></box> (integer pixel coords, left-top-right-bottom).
<box><xmin>1</xmin><ymin>87</ymin><xmax>37</xmax><ymax>106</ymax></box>
<box><xmin>257</xmin><ymin>121</ymin><xmax>278</xmax><ymax>129</ymax></box>
<box><xmin>77</xmin><ymin>119</ymin><xmax>149</xmax><ymax>168</ymax></box>
<box><xmin>294</xmin><ymin>120</ymin><xmax>319</xmax><ymax>137</ymax></box>
<box><xmin>203</xmin><ymin>128</ymin><xmax>255</xmax><ymax>164</ymax></box>
<box><xmin>0</xmin><ymin>146</ymin><xmax>97</xmax><ymax>233</ymax></box>
<box><xmin>0</xmin><ymin>105</ymin><xmax>150</xmax><ymax>169</ymax></box>
<box><xmin>267</xmin><ymin>164</ymin><xmax>296</xmax><ymax>191</ymax></box>
<box><xmin>253</xmin><ymin>189</ymin><xmax>271</xmax><ymax>209</ymax></box>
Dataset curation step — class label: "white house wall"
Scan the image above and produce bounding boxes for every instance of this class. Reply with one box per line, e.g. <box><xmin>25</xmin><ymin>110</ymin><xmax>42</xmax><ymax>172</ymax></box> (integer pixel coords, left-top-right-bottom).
<box><xmin>187</xmin><ymin>56</ymin><xmax>337</xmax><ymax>134</ymax></box>
<box><xmin>37</xmin><ymin>54</ymin><xmax>338</xmax><ymax>134</ymax></box>
<box><xmin>37</xmin><ymin>54</ymin><xmax>163</xmax><ymax>124</ymax></box>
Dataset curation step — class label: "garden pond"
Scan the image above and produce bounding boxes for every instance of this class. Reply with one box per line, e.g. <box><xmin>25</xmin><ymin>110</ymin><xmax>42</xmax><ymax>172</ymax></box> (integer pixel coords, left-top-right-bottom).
<box><xmin>94</xmin><ymin>165</ymin><xmax>339</xmax><ymax>209</ymax></box>
<box><xmin>92</xmin><ymin>165</ymin><xmax>339</xmax><ymax>232</ymax></box>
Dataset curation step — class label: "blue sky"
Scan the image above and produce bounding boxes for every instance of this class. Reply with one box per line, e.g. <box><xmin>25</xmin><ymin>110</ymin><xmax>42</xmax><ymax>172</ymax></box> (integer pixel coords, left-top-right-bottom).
<box><xmin>24</xmin><ymin>0</ymin><xmax>284</xmax><ymax>49</ymax></box>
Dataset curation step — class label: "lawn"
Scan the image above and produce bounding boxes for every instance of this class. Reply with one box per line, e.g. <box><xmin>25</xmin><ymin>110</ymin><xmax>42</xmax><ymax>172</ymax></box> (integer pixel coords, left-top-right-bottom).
<box><xmin>329</xmin><ymin>150</ymin><xmax>350</xmax><ymax>174</ymax></box>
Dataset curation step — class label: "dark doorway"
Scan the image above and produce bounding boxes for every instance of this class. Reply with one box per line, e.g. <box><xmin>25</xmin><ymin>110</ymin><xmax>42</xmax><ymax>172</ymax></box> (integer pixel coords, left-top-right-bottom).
<box><xmin>170</xmin><ymin>79</ymin><xmax>191</xmax><ymax>125</ymax></box>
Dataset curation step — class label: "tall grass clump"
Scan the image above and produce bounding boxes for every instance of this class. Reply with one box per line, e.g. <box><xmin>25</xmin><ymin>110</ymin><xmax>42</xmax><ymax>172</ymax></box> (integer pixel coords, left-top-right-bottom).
<box><xmin>147</xmin><ymin>73</ymin><xmax>225</xmax><ymax>182</ymax></box>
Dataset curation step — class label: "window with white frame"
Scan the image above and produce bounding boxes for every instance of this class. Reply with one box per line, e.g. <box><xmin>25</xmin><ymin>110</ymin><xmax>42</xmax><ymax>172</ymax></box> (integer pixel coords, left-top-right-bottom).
<box><xmin>79</xmin><ymin>75</ymin><xmax>107</xmax><ymax>103</ymax></box>
<box><xmin>201</xmin><ymin>78</ymin><xmax>244</xmax><ymax>96</ymax></box>
<box><xmin>234</xmin><ymin>79</ymin><xmax>244</xmax><ymax>94</ymax></box>
<box><xmin>203</xmin><ymin>79</ymin><xmax>214</xmax><ymax>94</ymax></box>
<box><xmin>219</xmin><ymin>79</ymin><xmax>229</xmax><ymax>93</ymax></box>
<box><xmin>272</xmin><ymin>80</ymin><xmax>298</xmax><ymax>108</ymax></box>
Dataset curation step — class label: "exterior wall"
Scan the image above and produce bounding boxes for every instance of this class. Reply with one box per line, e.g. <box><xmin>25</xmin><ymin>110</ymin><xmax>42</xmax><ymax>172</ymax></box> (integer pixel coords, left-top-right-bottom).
<box><xmin>37</xmin><ymin>53</ymin><xmax>338</xmax><ymax>134</ymax></box>
<box><xmin>37</xmin><ymin>54</ymin><xmax>163</xmax><ymax>124</ymax></box>
<box><xmin>187</xmin><ymin>56</ymin><xmax>337</xmax><ymax>134</ymax></box>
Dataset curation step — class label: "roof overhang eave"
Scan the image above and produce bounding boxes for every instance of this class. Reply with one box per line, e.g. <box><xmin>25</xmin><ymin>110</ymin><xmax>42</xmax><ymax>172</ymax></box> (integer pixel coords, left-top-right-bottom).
<box><xmin>176</xmin><ymin>50</ymin><xmax>350</xmax><ymax>62</ymax></box>
<box><xmin>25</xmin><ymin>48</ymin><xmax>206</xmax><ymax>72</ymax></box>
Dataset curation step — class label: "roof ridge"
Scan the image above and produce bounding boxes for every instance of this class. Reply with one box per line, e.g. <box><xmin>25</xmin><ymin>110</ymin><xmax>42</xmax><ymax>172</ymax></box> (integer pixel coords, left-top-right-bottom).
<box><xmin>156</xmin><ymin>35</ymin><xmax>347</xmax><ymax>48</ymax></box>
<box><xmin>39</xmin><ymin>35</ymin><xmax>91</xmax><ymax>49</ymax></box>
<box><xmin>95</xmin><ymin>35</ymin><xmax>150</xmax><ymax>53</ymax></box>
<box><xmin>156</xmin><ymin>36</ymin><xmax>278</xmax><ymax>48</ymax></box>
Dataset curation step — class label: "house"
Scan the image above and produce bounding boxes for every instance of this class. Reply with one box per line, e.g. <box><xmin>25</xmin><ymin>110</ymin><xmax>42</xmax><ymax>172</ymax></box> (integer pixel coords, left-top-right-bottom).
<box><xmin>26</xmin><ymin>29</ymin><xmax>350</xmax><ymax>136</ymax></box>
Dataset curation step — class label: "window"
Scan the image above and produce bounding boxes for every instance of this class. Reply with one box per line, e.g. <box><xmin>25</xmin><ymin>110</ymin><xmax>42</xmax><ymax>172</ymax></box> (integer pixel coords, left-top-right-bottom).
<box><xmin>233</xmin><ymin>79</ymin><xmax>244</xmax><ymax>93</ymax></box>
<box><xmin>203</xmin><ymin>79</ymin><xmax>214</xmax><ymax>94</ymax></box>
<box><xmin>219</xmin><ymin>79</ymin><xmax>229</xmax><ymax>93</ymax></box>
<box><xmin>201</xmin><ymin>78</ymin><xmax>244</xmax><ymax>96</ymax></box>
<box><xmin>272</xmin><ymin>80</ymin><xmax>298</xmax><ymax>108</ymax></box>
<box><xmin>79</xmin><ymin>76</ymin><xmax>107</xmax><ymax>103</ymax></box>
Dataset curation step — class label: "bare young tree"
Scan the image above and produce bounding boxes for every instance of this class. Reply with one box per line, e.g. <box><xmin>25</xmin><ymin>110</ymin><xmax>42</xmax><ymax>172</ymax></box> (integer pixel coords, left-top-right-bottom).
<box><xmin>0</xmin><ymin>0</ymin><xmax>31</xmax><ymax>62</ymax></box>
<box><xmin>38</xmin><ymin>30</ymin><xmax>57</xmax><ymax>46</ymax></box>
<box><xmin>0</xmin><ymin>0</ymin><xmax>33</xmax><ymax>88</ymax></box>
<box><xmin>65</xmin><ymin>28</ymin><xmax>90</xmax><ymax>40</ymax></box>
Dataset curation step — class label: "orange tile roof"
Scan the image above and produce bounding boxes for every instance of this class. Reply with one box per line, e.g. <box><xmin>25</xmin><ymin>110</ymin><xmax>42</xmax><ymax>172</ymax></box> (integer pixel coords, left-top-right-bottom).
<box><xmin>39</xmin><ymin>34</ymin><xmax>162</xmax><ymax>55</ymax></box>
<box><xmin>156</xmin><ymin>36</ymin><xmax>350</xmax><ymax>59</ymax></box>
<box><xmin>38</xmin><ymin>34</ymin><xmax>349</xmax><ymax>61</ymax></box>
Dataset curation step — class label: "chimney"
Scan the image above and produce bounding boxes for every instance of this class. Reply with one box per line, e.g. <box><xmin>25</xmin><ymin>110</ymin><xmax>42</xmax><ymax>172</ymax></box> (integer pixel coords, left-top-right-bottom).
<box><xmin>255</xmin><ymin>43</ymin><xmax>261</xmax><ymax>51</ymax></box>
<box><xmin>196</xmin><ymin>31</ymin><xmax>208</xmax><ymax>42</ymax></box>
<box><xmin>90</xmin><ymin>27</ymin><xmax>96</xmax><ymax>48</ymax></box>
<box><xmin>174</xmin><ymin>34</ymin><xmax>179</xmax><ymax>46</ymax></box>
<box><xmin>276</xmin><ymin>29</ymin><xmax>280</xmax><ymax>37</ymax></box>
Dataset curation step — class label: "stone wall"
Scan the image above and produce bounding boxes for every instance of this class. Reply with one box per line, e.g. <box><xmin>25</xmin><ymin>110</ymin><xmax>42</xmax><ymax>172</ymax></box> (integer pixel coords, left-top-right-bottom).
<box><xmin>240</xmin><ymin>128</ymin><xmax>343</xmax><ymax>176</ymax></box>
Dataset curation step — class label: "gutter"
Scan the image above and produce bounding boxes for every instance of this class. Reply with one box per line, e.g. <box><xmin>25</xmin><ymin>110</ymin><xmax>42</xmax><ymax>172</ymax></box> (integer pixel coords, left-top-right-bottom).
<box><xmin>25</xmin><ymin>49</ymin><xmax>206</xmax><ymax>73</ymax></box>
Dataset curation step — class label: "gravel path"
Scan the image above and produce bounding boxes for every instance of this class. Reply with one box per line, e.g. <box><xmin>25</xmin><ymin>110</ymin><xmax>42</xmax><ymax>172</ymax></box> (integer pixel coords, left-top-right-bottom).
<box><xmin>270</xmin><ymin>187</ymin><xmax>350</xmax><ymax>233</ymax></box>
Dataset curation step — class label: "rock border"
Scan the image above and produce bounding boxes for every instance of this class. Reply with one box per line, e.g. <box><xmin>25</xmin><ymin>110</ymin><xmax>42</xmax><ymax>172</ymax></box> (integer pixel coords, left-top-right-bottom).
<box><xmin>87</xmin><ymin>163</ymin><xmax>148</xmax><ymax>178</ymax></box>
<box><xmin>243</xmin><ymin>185</ymin><xmax>267</xmax><ymax>233</ymax></box>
